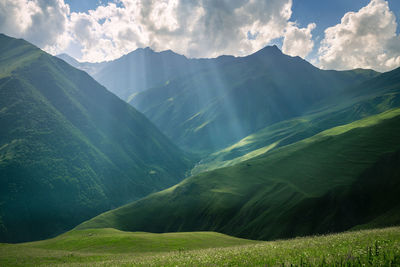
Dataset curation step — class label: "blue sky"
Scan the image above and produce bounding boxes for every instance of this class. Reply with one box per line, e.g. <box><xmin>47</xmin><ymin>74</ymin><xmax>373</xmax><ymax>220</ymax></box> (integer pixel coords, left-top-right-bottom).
<box><xmin>66</xmin><ymin>0</ymin><xmax>117</xmax><ymax>13</ymax></box>
<box><xmin>1</xmin><ymin>0</ymin><xmax>400</xmax><ymax>71</ymax></box>
<box><xmin>65</xmin><ymin>0</ymin><xmax>400</xmax><ymax>38</ymax></box>
<box><xmin>292</xmin><ymin>0</ymin><xmax>399</xmax><ymax>34</ymax></box>
<box><xmin>290</xmin><ymin>0</ymin><xmax>400</xmax><ymax>60</ymax></box>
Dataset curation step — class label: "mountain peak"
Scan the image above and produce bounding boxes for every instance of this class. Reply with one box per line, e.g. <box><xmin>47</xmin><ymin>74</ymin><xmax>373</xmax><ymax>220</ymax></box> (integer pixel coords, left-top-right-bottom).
<box><xmin>246</xmin><ymin>44</ymin><xmax>284</xmax><ymax>60</ymax></box>
<box><xmin>141</xmin><ymin>46</ymin><xmax>155</xmax><ymax>53</ymax></box>
<box><xmin>128</xmin><ymin>46</ymin><xmax>155</xmax><ymax>55</ymax></box>
<box><xmin>257</xmin><ymin>45</ymin><xmax>282</xmax><ymax>55</ymax></box>
<box><xmin>160</xmin><ymin>49</ymin><xmax>176</xmax><ymax>54</ymax></box>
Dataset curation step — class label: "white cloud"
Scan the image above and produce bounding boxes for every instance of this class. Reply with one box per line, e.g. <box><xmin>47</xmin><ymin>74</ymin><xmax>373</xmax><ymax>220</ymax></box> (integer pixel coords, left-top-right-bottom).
<box><xmin>0</xmin><ymin>0</ymin><xmax>71</xmax><ymax>53</ymax></box>
<box><xmin>0</xmin><ymin>0</ymin><xmax>319</xmax><ymax>62</ymax></box>
<box><xmin>318</xmin><ymin>0</ymin><xmax>400</xmax><ymax>72</ymax></box>
<box><xmin>282</xmin><ymin>22</ymin><xmax>316</xmax><ymax>58</ymax></box>
<box><xmin>66</xmin><ymin>0</ymin><xmax>298</xmax><ymax>62</ymax></box>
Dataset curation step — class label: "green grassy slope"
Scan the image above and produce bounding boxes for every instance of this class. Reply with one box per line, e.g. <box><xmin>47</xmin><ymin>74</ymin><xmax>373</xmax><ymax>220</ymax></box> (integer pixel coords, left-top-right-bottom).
<box><xmin>24</xmin><ymin>228</ymin><xmax>254</xmax><ymax>253</ymax></box>
<box><xmin>192</xmin><ymin>67</ymin><xmax>400</xmax><ymax>174</ymax></box>
<box><xmin>78</xmin><ymin>108</ymin><xmax>400</xmax><ymax>240</ymax></box>
<box><xmin>0</xmin><ymin>227</ymin><xmax>399</xmax><ymax>266</ymax></box>
<box><xmin>130</xmin><ymin>46</ymin><xmax>378</xmax><ymax>153</ymax></box>
<box><xmin>0</xmin><ymin>34</ymin><xmax>192</xmax><ymax>243</ymax></box>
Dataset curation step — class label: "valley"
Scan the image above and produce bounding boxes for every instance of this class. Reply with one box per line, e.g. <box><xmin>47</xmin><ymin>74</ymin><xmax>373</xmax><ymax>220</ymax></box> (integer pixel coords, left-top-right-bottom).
<box><xmin>1</xmin><ymin>4</ymin><xmax>400</xmax><ymax>262</ymax></box>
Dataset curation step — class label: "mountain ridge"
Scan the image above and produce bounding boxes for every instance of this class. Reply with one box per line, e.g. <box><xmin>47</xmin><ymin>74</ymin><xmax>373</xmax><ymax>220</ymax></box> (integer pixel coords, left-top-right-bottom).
<box><xmin>0</xmin><ymin>34</ymin><xmax>192</xmax><ymax>243</ymax></box>
<box><xmin>129</xmin><ymin>46</ymin><xmax>379</xmax><ymax>153</ymax></box>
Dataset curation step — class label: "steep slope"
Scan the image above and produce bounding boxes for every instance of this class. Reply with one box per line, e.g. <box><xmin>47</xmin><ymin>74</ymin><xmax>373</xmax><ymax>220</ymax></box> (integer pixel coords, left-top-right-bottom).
<box><xmin>78</xmin><ymin>108</ymin><xmax>400</xmax><ymax>240</ymax></box>
<box><xmin>130</xmin><ymin>46</ymin><xmax>378</xmax><ymax>153</ymax></box>
<box><xmin>192</xmin><ymin>67</ymin><xmax>400</xmax><ymax>174</ymax></box>
<box><xmin>0</xmin><ymin>34</ymin><xmax>192</xmax><ymax>243</ymax></box>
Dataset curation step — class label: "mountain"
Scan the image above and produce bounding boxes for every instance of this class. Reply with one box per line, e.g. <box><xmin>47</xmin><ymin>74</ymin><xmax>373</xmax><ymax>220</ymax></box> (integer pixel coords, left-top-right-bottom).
<box><xmin>78</xmin><ymin>107</ymin><xmax>400</xmax><ymax>240</ymax></box>
<box><xmin>130</xmin><ymin>46</ymin><xmax>378</xmax><ymax>153</ymax></box>
<box><xmin>56</xmin><ymin>53</ymin><xmax>106</xmax><ymax>77</ymax></box>
<box><xmin>192</xmin><ymin>66</ymin><xmax>400</xmax><ymax>174</ymax></box>
<box><xmin>59</xmin><ymin>48</ymin><xmax>216</xmax><ymax>101</ymax></box>
<box><xmin>58</xmin><ymin>47</ymin><xmax>378</xmax><ymax>154</ymax></box>
<box><xmin>91</xmin><ymin>48</ymin><xmax>213</xmax><ymax>100</ymax></box>
<box><xmin>0</xmin><ymin>34</ymin><xmax>192</xmax><ymax>243</ymax></box>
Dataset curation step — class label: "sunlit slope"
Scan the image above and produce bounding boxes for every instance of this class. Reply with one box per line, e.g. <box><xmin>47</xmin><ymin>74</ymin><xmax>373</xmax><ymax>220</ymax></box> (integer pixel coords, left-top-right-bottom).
<box><xmin>22</xmin><ymin>228</ymin><xmax>255</xmax><ymax>253</ymax></box>
<box><xmin>192</xmin><ymin>67</ymin><xmax>400</xmax><ymax>174</ymax></box>
<box><xmin>0</xmin><ymin>34</ymin><xmax>192</xmax><ymax>242</ymax></box>
<box><xmin>1</xmin><ymin>227</ymin><xmax>400</xmax><ymax>266</ymax></box>
<box><xmin>79</xmin><ymin>108</ymin><xmax>400</xmax><ymax>240</ymax></box>
<box><xmin>130</xmin><ymin>46</ymin><xmax>378</xmax><ymax>153</ymax></box>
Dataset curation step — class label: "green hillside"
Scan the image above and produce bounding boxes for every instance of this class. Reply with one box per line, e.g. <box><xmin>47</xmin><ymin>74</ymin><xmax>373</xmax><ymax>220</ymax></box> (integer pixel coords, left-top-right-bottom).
<box><xmin>78</xmin><ymin>108</ymin><xmax>400</xmax><ymax>240</ymax></box>
<box><xmin>130</xmin><ymin>46</ymin><xmax>378</xmax><ymax>153</ymax></box>
<box><xmin>192</xmin><ymin>67</ymin><xmax>400</xmax><ymax>174</ymax></box>
<box><xmin>0</xmin><ymin>227</ymin><xmax>399</xmax><ymax>266</ymax></box>
<box><xmin>0</xmin><ymin>34</ymin><xmax>192</xmax><ymax>243</ymax></box>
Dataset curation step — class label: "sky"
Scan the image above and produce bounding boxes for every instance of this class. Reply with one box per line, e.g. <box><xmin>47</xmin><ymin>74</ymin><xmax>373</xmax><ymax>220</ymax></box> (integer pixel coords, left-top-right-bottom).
<box><xmin>0</xmin><ymin>0</ymin><xmax>399</xmax><ymax>71</ymax></box>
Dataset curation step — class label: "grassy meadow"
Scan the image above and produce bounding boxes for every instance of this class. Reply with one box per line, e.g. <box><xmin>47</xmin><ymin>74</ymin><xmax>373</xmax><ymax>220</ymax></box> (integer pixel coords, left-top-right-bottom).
<box><xmin>1</xmin><ymin>227</ymin><xmax>400</xmax><ymax>266</ymax></box>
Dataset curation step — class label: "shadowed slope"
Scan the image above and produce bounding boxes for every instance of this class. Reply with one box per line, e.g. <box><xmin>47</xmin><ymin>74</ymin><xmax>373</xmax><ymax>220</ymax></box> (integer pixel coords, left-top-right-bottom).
<box><xmin>0</xmin><ymin>34</ymin><xmax>192</xmax><ymax>242</ymax></box>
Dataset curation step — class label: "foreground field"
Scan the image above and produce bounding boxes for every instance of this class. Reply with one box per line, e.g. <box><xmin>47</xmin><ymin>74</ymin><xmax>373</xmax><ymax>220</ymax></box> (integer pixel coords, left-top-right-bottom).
<box><xmin>1</xmin><ymin>227</ymin><xmax>400</xmax><ymax>266</ymax></box>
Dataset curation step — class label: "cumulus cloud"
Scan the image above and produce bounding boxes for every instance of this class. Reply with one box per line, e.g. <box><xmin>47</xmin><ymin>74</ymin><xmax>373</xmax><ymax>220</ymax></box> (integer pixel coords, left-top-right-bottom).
<box><xmin>0</xmin><ymin>0</ymin><xmax>318</xmax><ymax>62</ymax></box>
<box><xmin>283</xmin><ymin>22</ymin><xmax>316</xmax><ymax>58</ymax></box>
<box><xmin>0</xmin><ymin>0</ymin><xmax>71</xmax><ymax>53</ymax></box>
<box><xmin>67</xmin><ymin>0</ymin><xmax>299</xmax><ymax>62</ymax></box>
<box><xmin>318</xmin><ymin>0</ymin><xmax>400</xmax><ymax>72</ymax></box>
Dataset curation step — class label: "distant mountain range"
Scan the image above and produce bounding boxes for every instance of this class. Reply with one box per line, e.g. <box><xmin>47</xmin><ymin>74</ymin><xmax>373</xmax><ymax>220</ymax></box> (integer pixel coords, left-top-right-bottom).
<box><xmin>130</xmin><ymin>46</ymin><xmax>379</xmax><ymax>153</ymax></box>
<box><xmin>61</xmin><ymin>46</ymin><xmax>379</xmax><ymax>153</ymax></box>
<box><xmin>0</xmin><ymin>34</ymin><xmax>192</xmax><ymax>243</ymax></box>
<box><xmin>57</xmin><ymin>53</ymin><xmax>105</xmax><ymax>78</ymax></box>
<box><xmin>58</xmin><ymin>48</ymin><xmax>207</xmax><ymax>100</ymax></box>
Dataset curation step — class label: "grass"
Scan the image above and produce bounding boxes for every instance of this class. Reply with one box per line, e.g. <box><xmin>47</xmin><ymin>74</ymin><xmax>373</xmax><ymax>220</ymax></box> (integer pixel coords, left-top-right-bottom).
<box><xmin>0</xmin><ymin>227</ymin><xmax>400</xmax><ymax>266</ymax></box>
<box><xmin>27</xmin><ymin>228</ymin><xmax>254</xmax><ymax>253</ymax></box>
<box><xmin>77</xmin><ymin>107</ymin><xmax>400</xmax><ymax>241</ymax></box>
<box><xmin>191</xmin><ymin>87</ymin><xmax>400</xmax><ymax>175</ymax></box>
<box><xmin>0</xmin><ymin>34</ymin><xmax>43</xmax><ymax>78</ymax></box>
